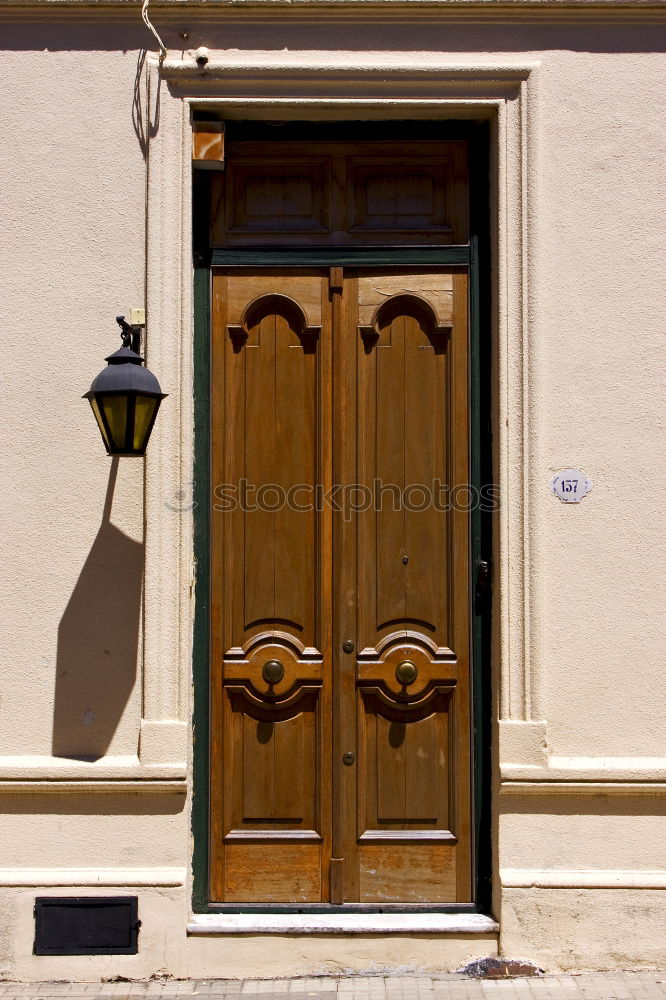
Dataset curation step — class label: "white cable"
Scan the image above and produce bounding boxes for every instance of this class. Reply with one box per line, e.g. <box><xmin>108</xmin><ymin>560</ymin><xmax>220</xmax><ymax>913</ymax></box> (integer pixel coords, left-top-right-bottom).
<box><xmin>141</xmin><ymin>0</ymin><xmax>167</xmax><ymax>61</ymax></box>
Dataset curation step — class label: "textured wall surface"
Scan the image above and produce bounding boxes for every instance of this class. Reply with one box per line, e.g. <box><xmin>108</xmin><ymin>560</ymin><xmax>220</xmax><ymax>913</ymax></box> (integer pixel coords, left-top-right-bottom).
<box><xmin>0</xmin><ymin>37</ymin><xmax>148</xmax><ymax>759</ymax></box>
<box><xmin>0</xmin><ymin>5</ymin><xmax>665</xmax><ymax>978</ymax></box>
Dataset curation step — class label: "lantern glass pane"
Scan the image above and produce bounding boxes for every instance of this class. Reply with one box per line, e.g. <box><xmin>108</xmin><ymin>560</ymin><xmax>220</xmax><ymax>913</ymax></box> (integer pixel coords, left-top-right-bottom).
<box><xmin>100</xmin><ymin>394</ymin><xmax>129</xmax><ymax>451</ymax></box>
<box><xmin>89</xmin><ymin>397</ymin><xmax>112</xmax><ymax>451</ymax></box>
<box><xmin>133</xmin><ymin>395</ymin><xmax>159</xmax><ymax>452</ymax></box>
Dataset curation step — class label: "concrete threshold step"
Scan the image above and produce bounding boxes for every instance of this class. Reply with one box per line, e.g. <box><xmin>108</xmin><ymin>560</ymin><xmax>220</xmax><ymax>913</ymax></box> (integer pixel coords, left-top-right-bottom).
<box><xmin>187</xmin><ymin>913</ymin><xmax>498</xmax><ymax>935</ymax></box>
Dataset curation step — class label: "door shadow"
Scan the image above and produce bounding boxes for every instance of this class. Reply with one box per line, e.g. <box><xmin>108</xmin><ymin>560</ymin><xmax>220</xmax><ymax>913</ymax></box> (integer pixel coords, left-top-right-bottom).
<box><xmin>52</xmin><ymin>460</ymin><xmax>144</xmax><ymax>760</ymax></box>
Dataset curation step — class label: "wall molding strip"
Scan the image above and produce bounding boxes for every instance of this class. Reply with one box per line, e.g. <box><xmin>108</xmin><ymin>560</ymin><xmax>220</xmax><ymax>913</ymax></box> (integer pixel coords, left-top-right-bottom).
<box><xmin>161</xmin><ymin>57</ymin><xmax>538</xmax><ymax>78</ymax></box>
<box><xmin>500</xmin><ymin>781</ymin><xmax>666</xmax><ymax>796</ymax></box>
<box><xmin>2</xmin><ymin>2</ymin><xmax>666</xmax><ymax>20</ymax></box>
<box><xmin>0</xmin><ymin>780</ymin><xmax>187</xmax><ymax>794</ymax></box>
<box><xmin>0</xmin><ymin>756</ymin><xmax>187</xmax><ymax>783</ymax></box>
<box><xmin>502</xmin><ymin>869</ymin><xmax>666</xmax><ymax>889</ymax></box>
<box><xmin>0</xmin><ymin>868</ymin><xmax>186</xmax><ymax>887</ymax></box>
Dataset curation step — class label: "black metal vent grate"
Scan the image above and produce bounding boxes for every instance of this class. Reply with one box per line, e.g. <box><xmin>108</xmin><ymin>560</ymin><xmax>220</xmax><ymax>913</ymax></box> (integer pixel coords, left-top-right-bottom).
<box><xmin>34</xmin><ymin>896</ymin><xmax>140</xmax><ymax>955</ymax></box>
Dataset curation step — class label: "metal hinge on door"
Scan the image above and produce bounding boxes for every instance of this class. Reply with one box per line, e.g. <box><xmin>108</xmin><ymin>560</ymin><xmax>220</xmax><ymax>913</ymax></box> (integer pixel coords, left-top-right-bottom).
<box><xmin>475</xmin><ymin>559</ymin><xmax>492</xmax><ymax>612</ymax></box>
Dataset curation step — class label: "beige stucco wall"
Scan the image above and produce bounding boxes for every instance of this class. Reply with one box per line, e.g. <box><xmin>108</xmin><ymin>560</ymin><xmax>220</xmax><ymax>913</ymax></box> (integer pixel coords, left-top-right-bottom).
<box><xmin>0</xmin><ymin>2</ymin><xmax>664</xmax><ymax>979</ymax></box>
<box><xmin>0</xmin><ymin>38</ymin><xmax>147</xmax><ymax>759</ymax></box>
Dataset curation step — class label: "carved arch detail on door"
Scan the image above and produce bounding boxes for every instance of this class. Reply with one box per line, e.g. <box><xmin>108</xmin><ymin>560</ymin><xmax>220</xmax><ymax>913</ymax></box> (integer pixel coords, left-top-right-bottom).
<box><xmin>358</xmin><ymin>292</ymin><xmax>452</xmax><ymax>345</ymax></box>
<box><xmin>228</xmin><ymin>292</ymin><xmax>322</xmax><ymax>343</ymax></box>
<box><xmin>225</xmin><ymin>629</ymin><xmax>323</xmax><ymax>662</ymax></box>
<box><xmin>225</xmin><ymin>682</ymin><xmax>323</xmax><ymax>721</ymax></box>
<box><xmin>358</xmin><ymin>682</ymin><xmax>456</xmax><ymax>721</ymax></box>
<box><xmin>357</xmin><ymin>628</ymin><xmax>455</xmax><ymax>662</ymax></box>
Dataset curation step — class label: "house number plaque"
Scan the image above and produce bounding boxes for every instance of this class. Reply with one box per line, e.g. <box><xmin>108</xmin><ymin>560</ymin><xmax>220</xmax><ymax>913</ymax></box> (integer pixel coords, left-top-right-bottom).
<box><xmin>550</xmin><ymin>468</ymin><xmax>593</xmax><ymax>504</ymax></box>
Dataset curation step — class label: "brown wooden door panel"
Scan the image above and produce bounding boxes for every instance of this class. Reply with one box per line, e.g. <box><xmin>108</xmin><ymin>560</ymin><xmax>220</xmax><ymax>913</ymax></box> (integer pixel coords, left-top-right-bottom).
<box><xmin>211</xmin><ymin>141</ymin><xmax>468</xmax><ymax>247</ymax></box>
<box><xmin>351</xmin><ymin>269</ymin><xmax>471</xmax><ymax>902</ymax></box>
<box><xmin>210</xmin><ymin>271</ymin><xmax>332</xmax><ymax>902</ymax></box>
<box><xmin>357</xmin><ymin>272</ymin><xmax>459</xmax><ymax>656</ymax></box>
<box><xmin>210</xmin><ymin>267</ymin><xmax>471</xmax><ymax>904</ymax></box>
<box><xmin>243</xmin><ymin>309</ymin><xmax>316</xmax><ymax>630</ymax></box>
<box><xmin>233</xmin><ymin>704</ymin><xmax>318</xmax><ymax>826</ymax></box>
<box><xmin>359</xmin><ymin>844</ymin><xmax>458</xmax><ymax>904</ymax></box>
<box><xmin>361</xmin><ymin>696</ymin><xmax>451</xmax><ymax>829</ymax></box>
<box><xmin>224</xmin><ymin>843</ymin><xmax>323</xmax><ymax>903</ymax></box>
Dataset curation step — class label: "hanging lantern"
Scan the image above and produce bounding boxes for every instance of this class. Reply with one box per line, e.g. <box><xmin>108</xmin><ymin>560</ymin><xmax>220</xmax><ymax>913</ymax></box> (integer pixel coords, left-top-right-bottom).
<box><xmin>84</xmin><ymin>315</ymin><xmax>167</xmax><ymax>456</ymax></box>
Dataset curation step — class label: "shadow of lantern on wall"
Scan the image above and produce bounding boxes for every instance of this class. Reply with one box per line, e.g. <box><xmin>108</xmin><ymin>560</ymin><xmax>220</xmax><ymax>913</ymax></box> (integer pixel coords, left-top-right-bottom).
<box><xmin>84</xmin><ymin>315</ymin><xmax>166</xmax><ymax>456</ymax></box>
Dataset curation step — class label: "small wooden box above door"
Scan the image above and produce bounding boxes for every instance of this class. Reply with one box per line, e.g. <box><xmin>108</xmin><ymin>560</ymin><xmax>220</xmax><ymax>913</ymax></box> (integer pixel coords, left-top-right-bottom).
<box><xmin>209</xmin><ymin>140</ymin><xmax>469</xmax><ymax>247</ymax></box>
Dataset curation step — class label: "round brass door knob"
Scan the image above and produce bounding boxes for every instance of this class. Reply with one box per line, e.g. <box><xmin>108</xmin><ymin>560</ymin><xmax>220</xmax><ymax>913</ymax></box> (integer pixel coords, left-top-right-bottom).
<box><xmin>395</xmin><ymin>660</ymin><xmax>418</xmax><ymax>685</ymax></box>
<box><xmin>262</xmin><ymin>659</ymin><xmax>285</xmax><ymax>684</ymax></box>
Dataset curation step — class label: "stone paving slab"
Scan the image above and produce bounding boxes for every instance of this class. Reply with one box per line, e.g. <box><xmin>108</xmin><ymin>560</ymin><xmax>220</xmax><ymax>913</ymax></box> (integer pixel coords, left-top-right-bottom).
<box><xmin>1</xmin><ymin>976</ymin><xmax>666</xmax><ymax>1000</ymax></box>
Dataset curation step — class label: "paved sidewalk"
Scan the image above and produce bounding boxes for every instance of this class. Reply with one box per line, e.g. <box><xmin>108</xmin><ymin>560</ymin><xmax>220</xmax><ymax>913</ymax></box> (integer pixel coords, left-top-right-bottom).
<box><xmin>1</xmin><ymin>974</ymin><xmax>666</xmax><ymax>1000</ymax></box>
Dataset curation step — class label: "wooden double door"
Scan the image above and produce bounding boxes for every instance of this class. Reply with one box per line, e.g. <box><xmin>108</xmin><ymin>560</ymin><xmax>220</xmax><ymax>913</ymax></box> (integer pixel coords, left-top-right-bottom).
<box><xmin>209</xmin><ymin>264</ymin><xmax>472</xmax><ymax>905</ymax></box>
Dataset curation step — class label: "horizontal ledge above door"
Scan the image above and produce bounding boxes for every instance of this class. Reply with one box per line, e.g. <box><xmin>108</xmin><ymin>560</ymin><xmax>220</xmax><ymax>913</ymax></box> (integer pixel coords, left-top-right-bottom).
<box><xmin>164</xmin><ymin>59</ymin><xmax>537</xmax><ymax>79</ymax></box>
<box><xmin>187</xmin><ymin>912</ymin><xmax>499</xmax><ymax>935</ymax></box>
<box><xmin>209</xmin><ymin>246</ymin><xmax>471</xmax><ymax>267</ymax></box>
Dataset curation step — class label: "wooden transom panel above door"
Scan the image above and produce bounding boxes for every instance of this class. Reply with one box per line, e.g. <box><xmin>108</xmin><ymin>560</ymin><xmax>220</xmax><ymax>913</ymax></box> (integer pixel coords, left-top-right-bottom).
<box><xmin>210</xmin><ymin>267</ymin><xmax>471</xmax><ymax>904</ymax></box>
<box><xmin>209</xmin><ymin>140</ymin><xmax>468</xmax><ymax>247</ymax></box>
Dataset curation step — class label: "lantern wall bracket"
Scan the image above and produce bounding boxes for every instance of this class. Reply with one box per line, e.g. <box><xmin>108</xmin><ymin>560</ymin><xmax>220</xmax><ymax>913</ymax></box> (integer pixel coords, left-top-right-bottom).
<box><xmin>116</xmin><ymin>314</ymin><xmax>144</xmax><ymax>356</ymax></box>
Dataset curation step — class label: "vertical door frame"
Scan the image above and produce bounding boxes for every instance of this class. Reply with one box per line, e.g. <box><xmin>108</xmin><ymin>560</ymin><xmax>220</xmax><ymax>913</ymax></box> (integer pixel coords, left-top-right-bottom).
<box><xmin>191</xmin><ymin>121</ymin><xmax>492</xmax><ymax>914</ymax></box>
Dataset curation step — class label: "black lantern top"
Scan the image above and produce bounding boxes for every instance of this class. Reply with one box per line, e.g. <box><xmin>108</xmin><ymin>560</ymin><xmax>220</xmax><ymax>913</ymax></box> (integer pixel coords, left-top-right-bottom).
<box><xmin>84</xmin><ymin>316</ymin><xmax>167</xmax><ymax>456</ymax></box>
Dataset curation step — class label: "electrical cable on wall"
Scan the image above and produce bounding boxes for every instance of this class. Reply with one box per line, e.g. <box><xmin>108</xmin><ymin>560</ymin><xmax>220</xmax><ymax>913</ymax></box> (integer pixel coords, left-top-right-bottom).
<box><xmin>141</xmin><ymin>0</ymin><xmax>167</xmax><ymax>61</ymax></box>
